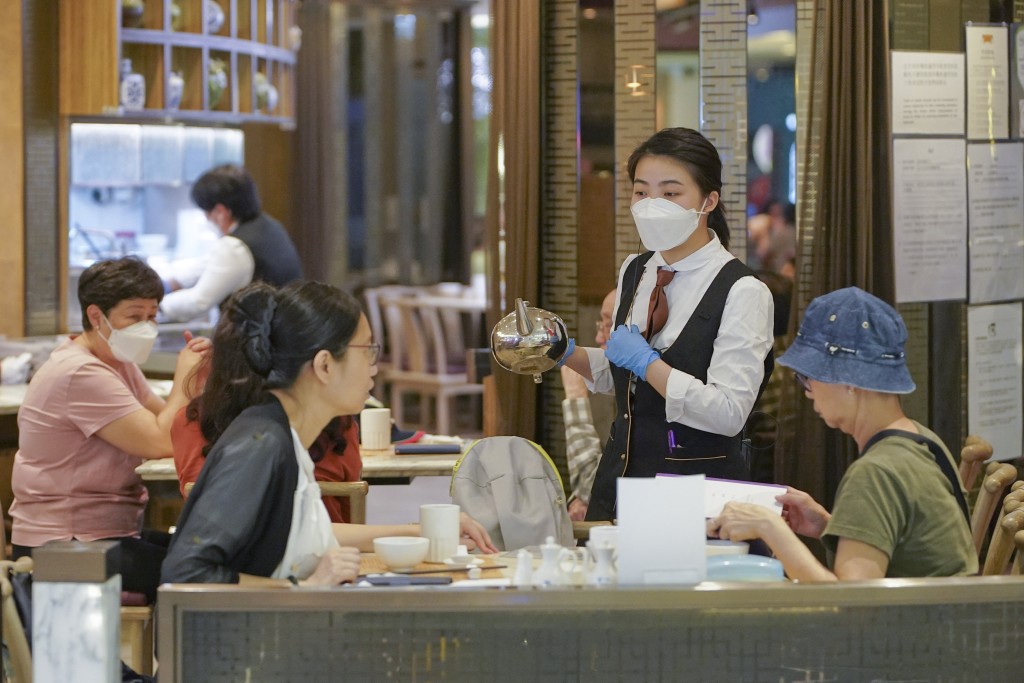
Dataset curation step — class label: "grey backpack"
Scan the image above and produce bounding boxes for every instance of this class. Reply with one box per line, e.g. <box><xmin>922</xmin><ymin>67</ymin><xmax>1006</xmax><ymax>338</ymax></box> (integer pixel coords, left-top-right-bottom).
<box><xmin>450</xmin><ymin>436</ymin><xmax>575</xmax><ymax>550</ymax></box>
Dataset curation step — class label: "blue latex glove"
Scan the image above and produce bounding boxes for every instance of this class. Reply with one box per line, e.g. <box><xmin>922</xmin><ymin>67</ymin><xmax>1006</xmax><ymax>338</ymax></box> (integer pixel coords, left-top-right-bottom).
<box><xmin>554</xmin><ymin>337</ymin><xmax>575</xmax><ymax>368</ymax></box>
<box><xmin>605</xmin><ymin>324</ymin><xmax>660</xmax><ymax>381</ymax></box>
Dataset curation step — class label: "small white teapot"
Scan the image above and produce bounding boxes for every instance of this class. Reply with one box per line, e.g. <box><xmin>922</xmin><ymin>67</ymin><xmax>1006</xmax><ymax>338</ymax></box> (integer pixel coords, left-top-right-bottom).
<box><xmin>532</xmin><ymin>536</ymin><xmax>579</xmax><ymax>587</ymax></box>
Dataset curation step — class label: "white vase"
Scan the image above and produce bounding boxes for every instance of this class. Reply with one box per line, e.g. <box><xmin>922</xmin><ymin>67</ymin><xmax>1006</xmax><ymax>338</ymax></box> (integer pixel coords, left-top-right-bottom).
<box><xmin>205</xmin><ymin>0</ymin><xmax>225</xmax><ymax>34</ymax></box>
<box><xmin>166</xmin><ymin>72</ymin><xmax>184</xmax><ymax>110</ymax></box>
<box><xmin>119</xmin><ymin>59</ymin><xmax>146</xmax><ymax>111</ymax></box>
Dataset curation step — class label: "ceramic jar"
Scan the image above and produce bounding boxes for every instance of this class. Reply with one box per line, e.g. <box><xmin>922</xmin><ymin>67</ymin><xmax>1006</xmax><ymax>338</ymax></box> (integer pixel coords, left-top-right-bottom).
<box><xmin>119</xmin><ymin>59</ymin><xmax>146</xmax><ymax>111</ymax></box>
<box><xmin>254</xmin><ymin>72</ymin><xmax>279</xmax><ymax>113</ymax></box>
<box><xmin>208</xmin><ymin>58</ymin><xmax>228</xmax><ymax>108</ymax></box>
<box><xmin>171</xmin><ymin>1</ymin><xmax>183</xmax><ymax>31</ymax></box>
<box><xmin>166</xmin><ymin>72</ymin><xmax>184</xmax><ymax>110</ymax></box>
<box><xmin>122</xmin><ymin>0</ymin><xmax>144</xmax><ymax>28</ymax></box>
<box><xmin>205</xmin><ymin>0</ymin><xmax>225</xmax><ymax>34</ymax></box>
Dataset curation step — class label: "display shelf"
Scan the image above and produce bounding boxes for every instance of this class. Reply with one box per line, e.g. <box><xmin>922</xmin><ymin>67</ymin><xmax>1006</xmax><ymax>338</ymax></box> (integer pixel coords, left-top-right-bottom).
<box><xmin>60</xmin><ymin>0</ymin><xmax>297</xmax><ymax>124</ymax></box>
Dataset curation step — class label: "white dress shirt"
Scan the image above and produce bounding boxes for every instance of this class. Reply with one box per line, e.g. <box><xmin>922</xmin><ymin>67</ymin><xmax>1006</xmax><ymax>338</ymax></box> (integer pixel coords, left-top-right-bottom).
<box><xmin>159</xmin><ymin>229</ymin><xmax>255</xmax><ymax>323</ymax></box>
<box><xmin>585</xmin><ymin>230</ymin><xmax>774</xmax><ymax>436</ymax></box>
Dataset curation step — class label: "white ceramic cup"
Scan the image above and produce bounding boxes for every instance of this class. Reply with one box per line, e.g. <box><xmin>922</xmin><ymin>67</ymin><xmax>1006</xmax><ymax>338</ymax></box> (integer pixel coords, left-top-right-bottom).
<box><xmin>360</xmin><ymin>407</ymin><xmax>391</xmax><ymax>450</ymax></box>
<box><xmin>420</xmin><ymin>503</ymin><xmax>461</xmax><ymax>563</ymax></box>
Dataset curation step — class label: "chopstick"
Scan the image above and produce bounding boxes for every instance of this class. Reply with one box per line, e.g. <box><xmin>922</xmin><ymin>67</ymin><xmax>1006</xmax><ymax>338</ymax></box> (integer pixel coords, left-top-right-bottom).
<box><xmin>384</xmin><ymin>564</ymin><xmax>507</xmax><ymax>576</ymax></box>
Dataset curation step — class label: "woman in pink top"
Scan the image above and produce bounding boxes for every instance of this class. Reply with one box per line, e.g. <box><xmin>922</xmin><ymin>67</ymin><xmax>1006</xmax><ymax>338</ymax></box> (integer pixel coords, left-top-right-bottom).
<box><xmin>10</xmin><ymin>257</ymin><xmax>207</xmax><ymax>600</ymax></box>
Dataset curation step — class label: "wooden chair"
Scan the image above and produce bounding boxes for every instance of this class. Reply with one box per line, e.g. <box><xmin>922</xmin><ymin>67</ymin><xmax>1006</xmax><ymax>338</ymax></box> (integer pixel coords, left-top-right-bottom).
<box><xmin>183</xmin><ymin>480</ymin><xmax>369</xmax><ymax>524</ymax></box>
<box><xmin>982</xmin><ymin>507</ymin><xmax>1024</xmax><ymax>575</ymax></box>
<box><xmin>383</xmin><ymin>295</ymin><xmax>484</xmax><ymax>435</ymax></box>
<box><xmin>959</xmin><ymin>434</ymin><xmax>993</xmax><ymax>493</ymax></box>
<box><xmin>572</xmin><ymin>520</ymin><xmax>612</xmax><ymax>541</ymax></box>
<box><xmin>362</xmin><ymin>285</ymin><xmax>421</xmax><ymax>395</ymax></box>
<box><xmin>970</xmin><ymin>462</ymin><xmax>1018</xmax><ymax>554</ymax></box>
<box><xmin>1015</xmin><ymin>529</ymin><xmax>1024</xmax><ymax>575</ymax></box>
<box><xmin>0</xmin><ymin>556</ymin><xmax>33</xmax><ymax>683</ymax></box>
<box><xmin>317</xmin><ymin>481</ymin><xmax>370</xmax><ymax>525</ymax></box>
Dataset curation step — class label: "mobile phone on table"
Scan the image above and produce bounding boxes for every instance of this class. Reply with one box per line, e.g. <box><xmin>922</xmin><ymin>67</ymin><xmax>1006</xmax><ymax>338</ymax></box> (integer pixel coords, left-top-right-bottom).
<box><xmin>363</xmin><ymin>575</ymin><xmax>452</xmax><ymax>586</ymax></box>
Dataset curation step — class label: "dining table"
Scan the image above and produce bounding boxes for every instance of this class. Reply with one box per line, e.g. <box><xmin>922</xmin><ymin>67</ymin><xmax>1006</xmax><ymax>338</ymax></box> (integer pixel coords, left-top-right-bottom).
<box><xmin>135</xmin><ymin>445</ymin><xmax>462</xmax><ymax>482</ymax></box>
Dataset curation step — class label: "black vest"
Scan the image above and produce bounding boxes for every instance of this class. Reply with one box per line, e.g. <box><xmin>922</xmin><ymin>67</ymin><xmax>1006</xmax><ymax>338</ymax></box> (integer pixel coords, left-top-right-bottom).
<box><xmin>585</xmin><ymin>254</ymin><xmax>774</xmax><ymax>521</ymax></box>
<box><xmin>233</xmin><ymin>213</ymin><xmax>303</xmax><ymax>287</ymax></box>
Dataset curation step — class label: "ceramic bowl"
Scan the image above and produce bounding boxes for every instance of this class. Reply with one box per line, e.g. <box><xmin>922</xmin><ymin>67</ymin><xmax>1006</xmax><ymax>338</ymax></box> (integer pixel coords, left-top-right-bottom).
<box><xmin>706</xmin><ymin>555</ymin><xmax>785</xmax><ymax>582</ymax></box>
<box><xmin>374</xmin><ymin>536</ymin><xmax>430</xmax><ymax>571</ymax></box>
<box><xmin>705</xmin><ymin>540</ymin><xmax>750</xmax><ymax>556</ymax></box>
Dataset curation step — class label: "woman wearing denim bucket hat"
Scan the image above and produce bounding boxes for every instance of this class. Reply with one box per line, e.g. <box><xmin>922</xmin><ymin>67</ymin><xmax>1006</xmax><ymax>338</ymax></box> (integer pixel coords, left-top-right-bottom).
<box><xmin>708</xmin><ymin>287</ymin><xmax>978</xmax><ymax>580</ymax></box>
<box><xmin>559</xmin><ymin>128</ymin><xmax>775</xmax><ymax>521</ymax></box>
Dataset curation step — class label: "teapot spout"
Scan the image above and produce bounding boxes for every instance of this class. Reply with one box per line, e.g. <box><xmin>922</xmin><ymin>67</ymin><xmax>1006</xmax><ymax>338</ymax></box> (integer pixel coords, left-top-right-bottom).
<box><xmin>514</xmin><ymin>298</ymin><xmax>534</xmax><ymax>336</ymax></box>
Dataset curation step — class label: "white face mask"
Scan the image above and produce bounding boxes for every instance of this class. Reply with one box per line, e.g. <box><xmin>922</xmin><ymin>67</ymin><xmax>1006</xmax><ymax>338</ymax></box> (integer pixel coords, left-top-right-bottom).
<box><xmin>631</xmin><ymin>196</ymin><xmax>708</xmax><ymax>252</ymax></box>
<box><xmin>100</xmin><ymin>313</ymin><xmax>158</xmax><ymax>364</ymax></box>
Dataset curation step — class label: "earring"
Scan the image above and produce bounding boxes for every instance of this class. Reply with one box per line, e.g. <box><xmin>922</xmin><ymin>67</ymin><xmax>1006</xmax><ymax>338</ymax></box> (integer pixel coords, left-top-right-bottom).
<box><xmin>847</xmin><ymin>386</ymin><xmax>855</xmax><ymax>395</ymax></box>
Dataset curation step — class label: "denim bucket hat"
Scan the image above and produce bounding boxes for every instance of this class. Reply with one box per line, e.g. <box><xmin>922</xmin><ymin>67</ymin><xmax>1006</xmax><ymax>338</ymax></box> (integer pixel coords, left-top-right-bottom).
<box><xmin>777</xmin><ymin>287</ymin><xmax>915</xmax><ymax>394</ymax></box>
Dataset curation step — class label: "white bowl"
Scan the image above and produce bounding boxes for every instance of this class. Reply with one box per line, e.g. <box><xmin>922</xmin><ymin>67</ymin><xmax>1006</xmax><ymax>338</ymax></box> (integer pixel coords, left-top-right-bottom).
<box><xmin>374</xmin><ymin>536</ymin><xmax>430</xmax><ymax>570</ymax></box>
<box><xmin>705</xmin><ymin>540</ymin><xmax>750</xmax><ymax>556</ymax></box>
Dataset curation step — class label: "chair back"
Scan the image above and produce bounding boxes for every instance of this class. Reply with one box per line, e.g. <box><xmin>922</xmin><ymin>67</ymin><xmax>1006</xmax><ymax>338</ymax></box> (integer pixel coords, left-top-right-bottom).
<box><xmin>959</xmin><ymin>434</ymin><xmax>993</xmax><ymax>492</ymax></box>
<box><xmin>451</xmin><ymin>436</ymin><xmax>574</xmax><ymax>551</ymax></box>
<box><xmin>317</xmin><ymin>481</ymin><xmax>370</xmax><ymax>525</ymax></box>
<box><xmin>1</xmin><ymin>556</ymin><xmax>34</xmax><ymax>683</ymax></box>
<box><xmin>363</xmin><ymin>285</ymin><xmax>421</xmax><ymax>372</ymax></box>
<box><xmin>982</xmin><ymin>507</ymin><xmax>1024</xmax><ymax>575</ymax></box>
<box><xmin>185</xmin><ymin>480</ymin><xmax>369</xmax><ymax>524</ymax></box>
<box><xmin>971</xmin><ymin>462</ymin><xmax>1019</xmax><ymax>553</ymax></box>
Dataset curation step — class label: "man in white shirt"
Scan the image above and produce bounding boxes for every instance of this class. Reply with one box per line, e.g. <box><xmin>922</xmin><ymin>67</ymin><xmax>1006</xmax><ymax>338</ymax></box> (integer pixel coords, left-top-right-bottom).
<box><xmin>160</xmin><ymin>164</ymin><xmax>302</xmax><ymax>322</ymax></box>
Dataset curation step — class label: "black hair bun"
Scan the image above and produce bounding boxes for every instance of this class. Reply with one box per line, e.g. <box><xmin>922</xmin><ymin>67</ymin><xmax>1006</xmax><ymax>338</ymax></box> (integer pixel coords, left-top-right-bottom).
<box><xmin>236</xmin><ymin>288</ymin><xmax>277</xmax><ymax>377</ymax></box>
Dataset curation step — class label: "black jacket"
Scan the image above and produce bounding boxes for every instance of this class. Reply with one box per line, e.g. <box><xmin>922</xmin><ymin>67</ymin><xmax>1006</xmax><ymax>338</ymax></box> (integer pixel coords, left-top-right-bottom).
<box><xmin>161</xmin><ymin>398</ymin><xmax>298</xmax><ymax>584</ymax></box>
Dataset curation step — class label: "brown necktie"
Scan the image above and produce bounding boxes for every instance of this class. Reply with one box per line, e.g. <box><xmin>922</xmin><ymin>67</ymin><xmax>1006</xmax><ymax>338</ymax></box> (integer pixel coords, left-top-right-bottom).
<box><xmin>645</xmin><ymin>267</ymin><xmax>675</xmax><ymax>341</ymax></box>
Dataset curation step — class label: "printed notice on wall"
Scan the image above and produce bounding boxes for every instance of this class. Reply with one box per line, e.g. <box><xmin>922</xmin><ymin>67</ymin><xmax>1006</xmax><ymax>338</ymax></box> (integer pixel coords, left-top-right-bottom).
<box><xmin>966</xmin><ymin>24</ymin><xmax>1010</xmax><ymax>140</ymax></box>
<box><xmin>891</xmin><ymin>51</ymin><xmax>965</xmax><ymax>135</ymax></box>
<box><xmin>967</xmin><ymin>142</ymin><xmax>1024</xmax><ymax>303</ymax></box>
<box><xmin>892</xmin><ymin>138</ymin><xmax>967</xmax><ymax>303</ymax></box>
<box><xmin>967</xmin><ymin>303</ymin><xmax>1023</xmax><ymax>462</ymax></box>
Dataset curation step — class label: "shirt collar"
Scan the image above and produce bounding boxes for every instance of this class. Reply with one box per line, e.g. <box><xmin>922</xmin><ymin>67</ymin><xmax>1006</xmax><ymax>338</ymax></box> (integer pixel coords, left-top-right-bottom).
<box><xmin>647</xmin><ymin>229</ymin><xmax>722</xmax><ymax>272</ymax></box>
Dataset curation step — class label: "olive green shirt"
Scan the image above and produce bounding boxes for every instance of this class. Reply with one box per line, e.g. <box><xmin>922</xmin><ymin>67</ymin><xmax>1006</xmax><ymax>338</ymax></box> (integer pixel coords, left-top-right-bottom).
<box><xmin>822</xmin><ymin>422</ymin><xmax>978</xmax><ymax>577</ymax></box>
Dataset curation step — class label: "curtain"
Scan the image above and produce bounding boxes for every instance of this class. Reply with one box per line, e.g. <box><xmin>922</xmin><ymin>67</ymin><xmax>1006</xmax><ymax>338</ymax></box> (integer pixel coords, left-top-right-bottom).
<box><xmin>484</xmin><ymin>2</ymin><xmax>543</xmax><ymax>438</ymax></box>
<box><xmin>778</xmin><ymin>0</ymin><xmax>893</xmax><ymax>508</ymax></box>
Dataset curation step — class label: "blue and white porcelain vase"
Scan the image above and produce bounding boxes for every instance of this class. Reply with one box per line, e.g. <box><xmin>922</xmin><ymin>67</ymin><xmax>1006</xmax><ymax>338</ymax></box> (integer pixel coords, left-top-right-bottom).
<box><xmin>166</xmin><ymin>71</ymin><xmax>184</xmax><ymax>110</ymax></box>
<box><xmin>119</xmin><ymin>59</ymin><xmax>146</xmax><ymax>111</ymax></box>
<box><xmin>205</xmin><ymin>0</ymin><xmax>225</xmax><ymax>34</ymax></box>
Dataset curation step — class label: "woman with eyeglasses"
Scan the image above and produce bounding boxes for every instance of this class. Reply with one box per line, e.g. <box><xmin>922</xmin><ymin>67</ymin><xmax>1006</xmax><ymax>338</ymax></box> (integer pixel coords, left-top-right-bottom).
<box><xmin>170</xmin><ymin>284</ymin><xmax>372</xmax><ymax>523</ymax></box>
<box><xmin>707</xmin><ymin>288</ymin><xmax>977</xmax><ymax>580</ymax></box>
<box><xmin>162</xmin><ymin>281</ymin><xmax>496</xmax><ymax>586</ymax></box>
<box><xmin>559</xmin><ymin>128</ymin><xmax>775</xmax><ymax>521</ymax></box>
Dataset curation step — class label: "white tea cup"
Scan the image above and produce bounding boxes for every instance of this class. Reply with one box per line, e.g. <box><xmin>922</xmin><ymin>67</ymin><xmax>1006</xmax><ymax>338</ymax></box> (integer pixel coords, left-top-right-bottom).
<box><xmin>419</xmin><ymin>503</ymin><xmax>460</xmax><ymax>563</ymax></box>
<box><xmin>360</xmin><ymin>407</ymin><xmax>391</xmax><ymax>450</ymax></box>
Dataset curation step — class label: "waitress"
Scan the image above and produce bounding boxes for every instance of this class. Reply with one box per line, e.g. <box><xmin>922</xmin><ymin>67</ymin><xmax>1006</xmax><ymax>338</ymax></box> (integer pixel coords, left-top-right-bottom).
<box><xmin>560</xmin><ymin>128</ymin><xmax>775</xmax><ymax>521</ymax></box>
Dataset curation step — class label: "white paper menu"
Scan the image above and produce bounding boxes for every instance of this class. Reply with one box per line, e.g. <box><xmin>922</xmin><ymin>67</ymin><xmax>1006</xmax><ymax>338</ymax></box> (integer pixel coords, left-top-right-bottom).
<box><xmin>891</xmin><ymin>51</ymin><xmax>965</xmax><ymax>136</ymax></box>
<box><xmin>966</xmin><ymin>24</ymin><xmax>1010</xmax><ymax>141</ymax></box>
<box><xmin>967</xmin><ymin>303</ymin><xmax>1023</xmax><ymax>462</ymax></box>
<box><xmin>892</xmin><ymin>138</ymin><xmax>968</xmax><ymax>303</ymax></box>
<box><xmin>616</xmin><ymin>476</ymin><xmax>706</xmax><ymax>585</ymax></box>
<box><xmin>966</xmin><ymin>142</ymin><xmax>1024</xmax><ymax>303</ymax></box>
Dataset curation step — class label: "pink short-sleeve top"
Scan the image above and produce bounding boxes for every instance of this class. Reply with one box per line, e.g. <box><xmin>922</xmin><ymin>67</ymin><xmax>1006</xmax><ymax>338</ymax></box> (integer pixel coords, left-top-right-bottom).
<box><xmin>10</xmin><ymin>338</ymin><xmax>157</xmax><ymax>546</ymax></box>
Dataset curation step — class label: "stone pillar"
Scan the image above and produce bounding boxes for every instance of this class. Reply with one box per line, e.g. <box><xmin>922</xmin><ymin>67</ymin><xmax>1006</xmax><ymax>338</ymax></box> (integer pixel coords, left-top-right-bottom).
<box><xmin>32</xmin><ymin>541</ymin><xmax>121</xmax><ymax>683</ymax></box>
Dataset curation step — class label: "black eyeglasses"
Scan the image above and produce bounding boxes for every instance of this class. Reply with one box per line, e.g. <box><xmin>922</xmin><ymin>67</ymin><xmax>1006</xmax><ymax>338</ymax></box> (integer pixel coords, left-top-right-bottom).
<box><xmin>794</xmin><ymin>372</ymin><xmax>811</xmax><ymax>393</ymax></box>
<box><xmin>347</xmin><ymin>343</ymin><xmax>381</xmax><ymax>365</ymax></box>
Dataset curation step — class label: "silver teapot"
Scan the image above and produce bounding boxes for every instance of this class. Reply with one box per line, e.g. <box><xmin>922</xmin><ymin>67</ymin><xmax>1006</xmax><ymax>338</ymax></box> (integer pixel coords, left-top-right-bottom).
<box><xmin>490</xmin><ymin>298</ymin><xmax>569</xmax><ymax>384</ymax></box>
